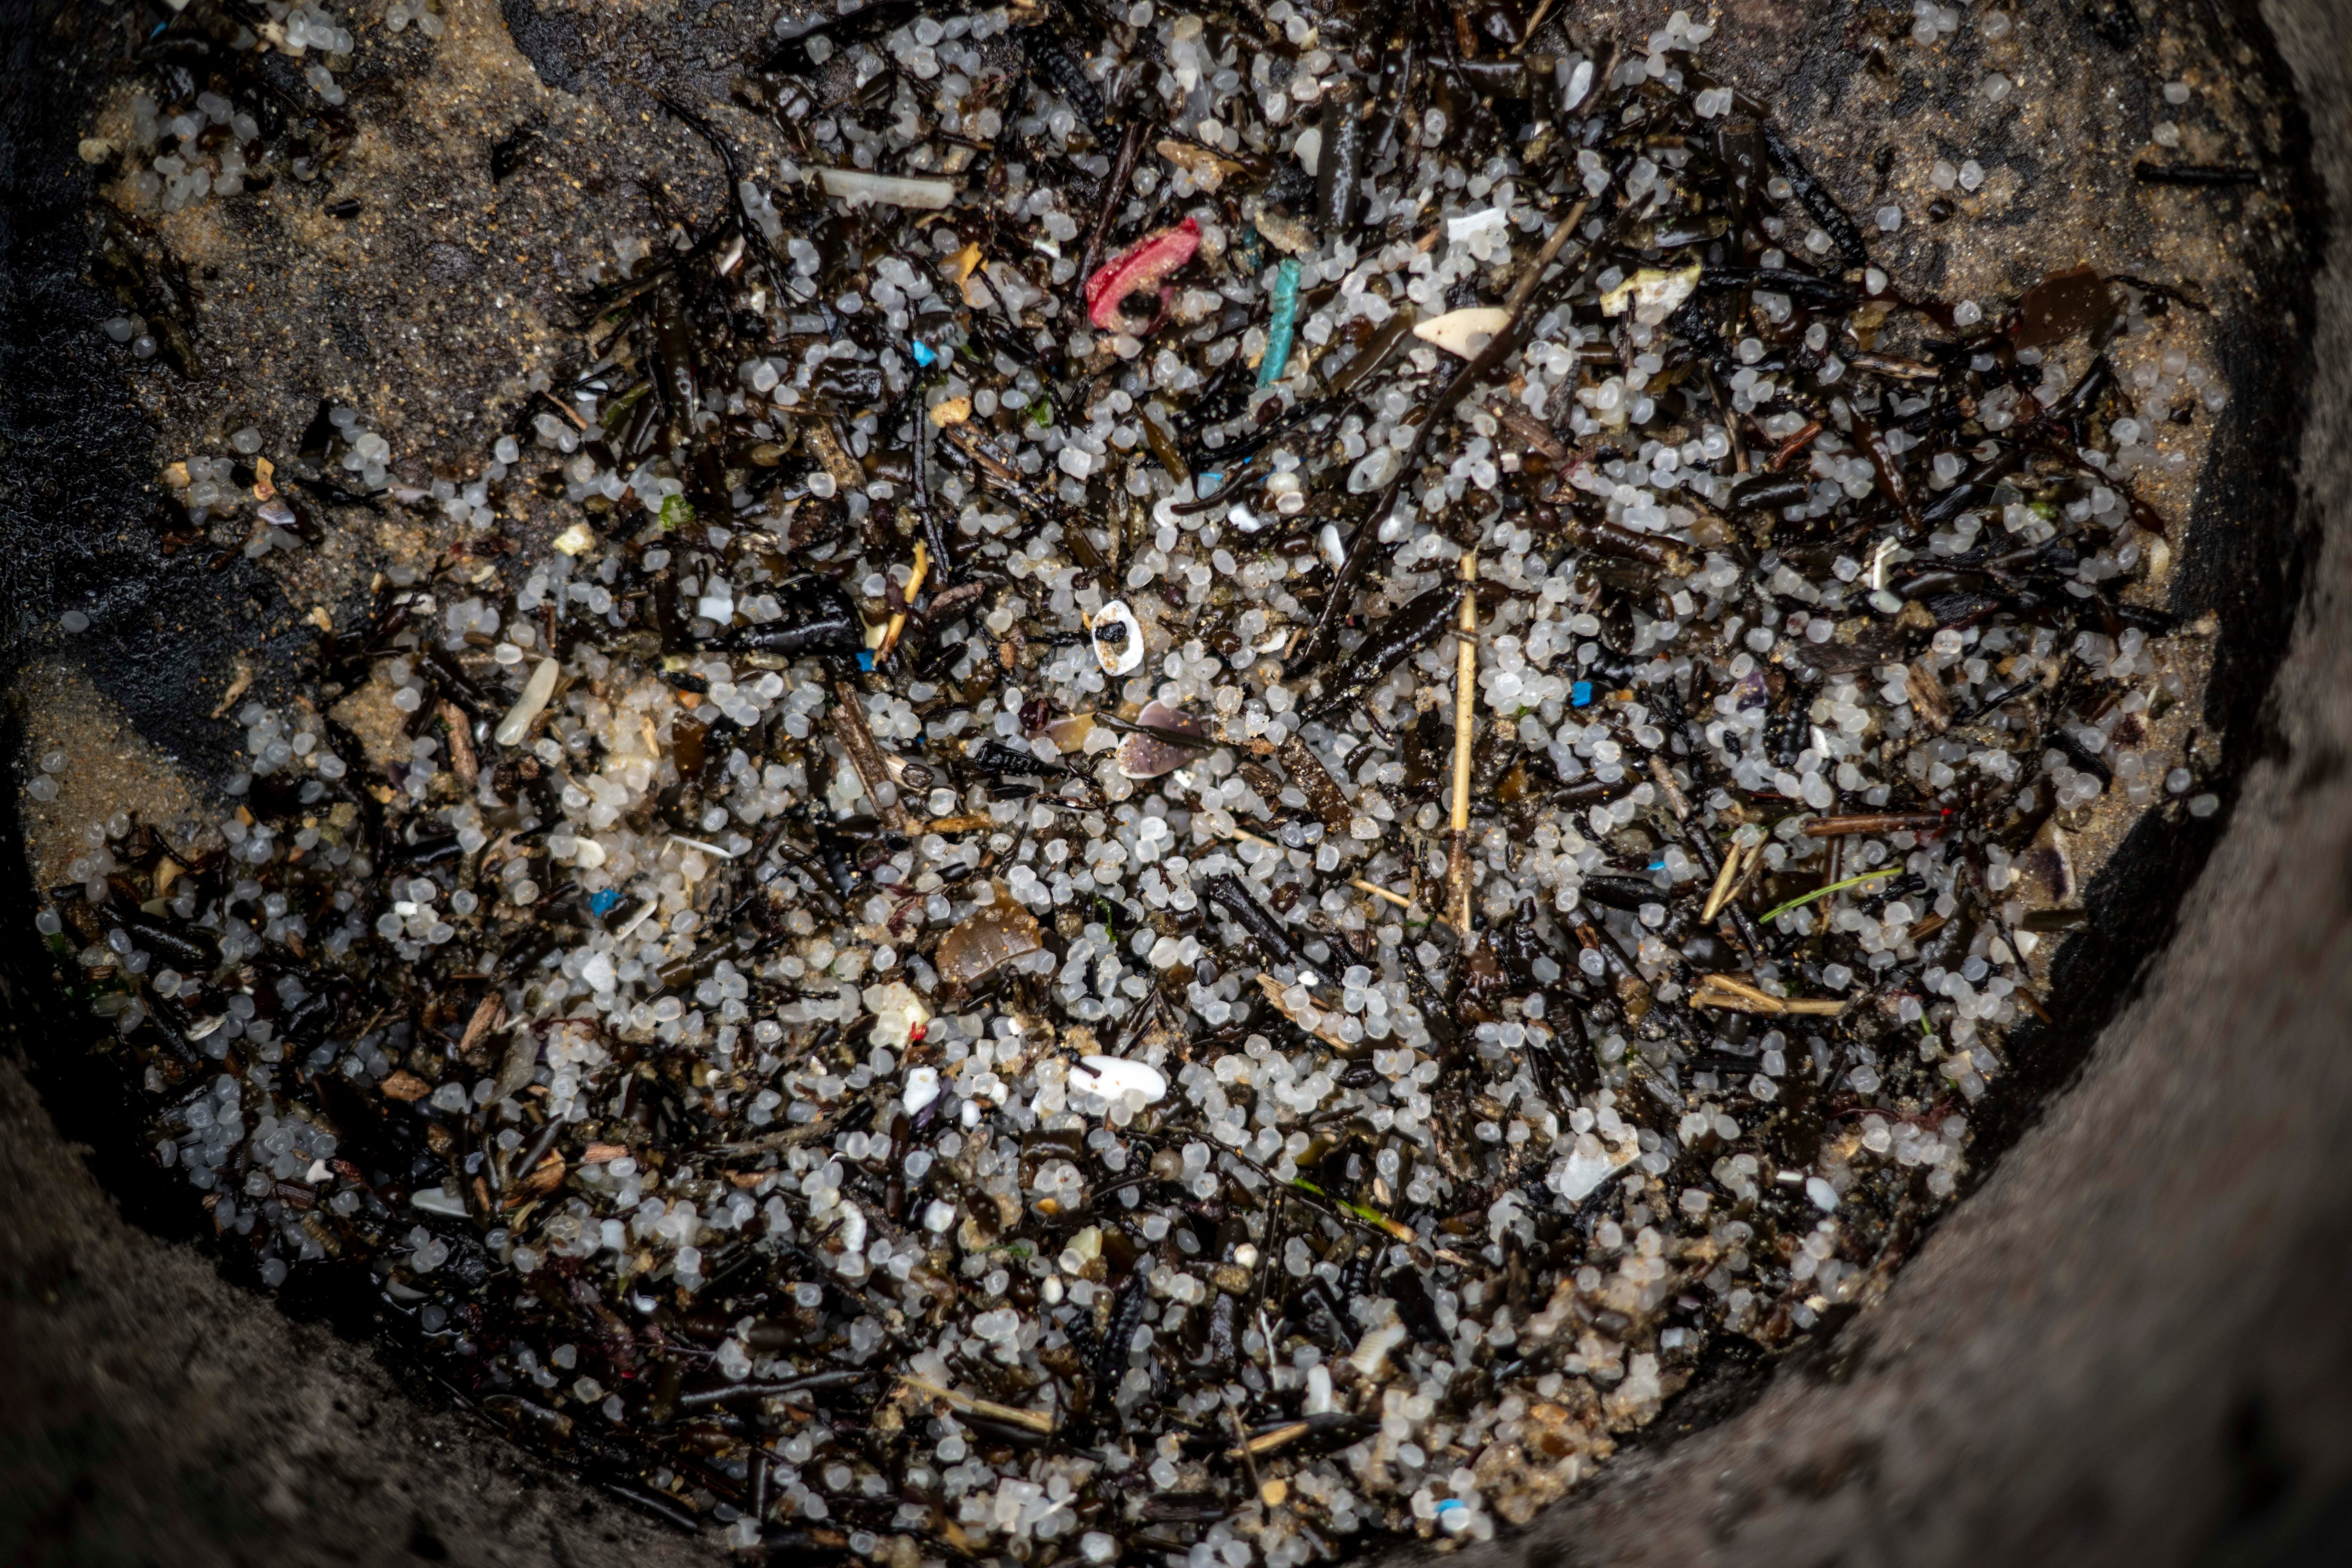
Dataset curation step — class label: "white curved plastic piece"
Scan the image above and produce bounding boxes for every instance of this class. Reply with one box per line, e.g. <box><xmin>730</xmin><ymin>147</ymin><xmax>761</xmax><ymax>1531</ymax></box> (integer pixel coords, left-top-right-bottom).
<box><xmin>816</xmin><ymin>168</ymin><xmax>957</xmax><ymax>209</ymax></box>
<box><xmin>1413</xmin><ymin>306</ymin><xmax>1512</xmax><ymax>358</ymax></box>
<box><xmin>1090</xmin><ymin>599</ymin><xmax>1145</xmax><ymax>676</ymax></box>
<box><xmin>1070</xmin><ymin>1054</ymin><xmax>1168</xmax><ymax>1105</ymax></box>
<box><xmin>495</xmin><ymin>657</ymin><xmax>560</xmax><ymax>747</ymax></box>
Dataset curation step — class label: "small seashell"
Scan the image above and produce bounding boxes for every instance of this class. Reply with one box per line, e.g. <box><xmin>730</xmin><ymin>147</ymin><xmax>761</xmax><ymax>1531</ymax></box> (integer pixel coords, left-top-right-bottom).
<box><xmin>1413</xmin><ymin>307</ymin><xmax>1513</xmax><ymax>358</ymax></box>
<box><xmin>1045</xmin><ymin>712</ymin><xmax>1097</xmax><ymax>755</ymax></box>
<box><xmin>1069</xmin><ymin>1055</ymin><xmax>1168</xmax><ymax>1105</ymax></box>
<box><xmin>1091</xmin><ymin>599</ymin><xmax>1145</xmax><ymax>677</ymax></box>
<box><xmin>936</xmin><ymin>900</ymin><xmax>1046</xmax><ymax>988</ymax></box>
<box><xmin>495</xmin><ymin>657</ymin><xmax>560</xmax><ymax>747</ymax></box>
<box><xmin>1116</xmin><ymin>700</ymin><xmax>1204</xmax><ymax>780</ymax></box>
<box><xmin>1561</xmin><ymin>54</ymin><xmax>1597</xmax><ymax>112</ymax></box>
<box><xmin>1349</xmin><ymin>1321</ymin><xmax>1408</xmax><ymax>1378</ymax></box>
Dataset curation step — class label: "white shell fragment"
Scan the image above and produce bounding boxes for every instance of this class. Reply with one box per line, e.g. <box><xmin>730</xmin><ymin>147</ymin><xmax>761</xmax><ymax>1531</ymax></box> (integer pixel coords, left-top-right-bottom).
<box><xmin>1601</xmin><ymin>261</ymin><xmax>1704</xmax><ymax>325</ymax></box>
<box><xmin>1069</xmin><ymin>1054</ymin><xmax>1168</xmax><ymax>1105</ymax></box>
<box><xmin>1090</xmin><ymin>599</ymin><xmax>1145</xmax><ymax>676</ymax></box>
<box><xmin>494</xmin><ymin>657</ymin><xmax>560</xmax><ymax>747</ymax></box>
<box><xmin>868</xmin><ymin>981</ymin><xmax>931</xmax><ymax>1052</ymax></box>
<box><xmin>903</xmin><ymin>1066</ymin><xmax>942</xmax><ymax>1116</ymax></box>
<box><xmin>1412</xmin><ymin>306</ymin><xmax>1512</xmax><ymax>359</ymax></box>
<box><xmin>551</xmin><ymin>522</ymin><xmax>596</xmax><ymax>556</ymax></box>
<box><xmin>816</xmin><ymin>168</ymin><xmax>957</xmax><ymax>209</ymax></box>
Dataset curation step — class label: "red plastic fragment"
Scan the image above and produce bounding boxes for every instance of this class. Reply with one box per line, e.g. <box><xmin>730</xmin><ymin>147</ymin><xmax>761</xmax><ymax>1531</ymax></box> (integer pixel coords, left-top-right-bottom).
<box><xmin>1084</xmin><ymin>217</ymin><xmax>1202</xmax><ymax>332</ymax></box>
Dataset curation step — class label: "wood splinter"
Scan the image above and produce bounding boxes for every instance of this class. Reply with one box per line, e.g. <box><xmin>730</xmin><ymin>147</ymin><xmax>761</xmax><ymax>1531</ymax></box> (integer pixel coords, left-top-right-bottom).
<box><xmin>875</xmin><ymin>538</ymin><xmax>931</xmax><ymax>664</ymax></box>
<box><xmin>1690</xmin><ymin>971</ymin><xmax>1850</xmax><ymax>1018</ymax></box>
<box><xmin>828</xmin><ymin>677</ymin><xmax>912</xmax><ymax>832</ymax></box>
<box><xmin>1446</xmin><ymin>551</ymin><xmax>1479</xmax><ymax>936</ymax></box>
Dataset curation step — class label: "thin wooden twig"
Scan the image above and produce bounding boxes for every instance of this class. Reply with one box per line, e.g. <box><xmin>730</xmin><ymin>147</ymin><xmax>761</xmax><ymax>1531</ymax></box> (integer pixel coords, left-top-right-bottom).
<box><xmin>899</xmin><ymin>1376</ymin><xmax>1056</xmax><ymax>1435</ymax></box>
<box><xmin>1447</xmin><ymin>551</ymin><xmax>1478</xmax><ymax>935</ymax></box>
<box><xmin>1690</xmin><ymin>971</ymin><xmax>1850</xmax><ymax>1018</ymax></box>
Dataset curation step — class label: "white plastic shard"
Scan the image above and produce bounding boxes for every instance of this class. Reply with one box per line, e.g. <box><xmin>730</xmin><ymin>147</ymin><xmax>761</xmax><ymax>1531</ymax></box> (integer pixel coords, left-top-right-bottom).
<box><xmin>411</xmin><ymin>1186</ymin><xmax>469</xmax><ymax>1218</ymax></box>
<box><xmin>1069</xmin><ymin>1055</ymin><xmax>1168</xmax><ymax>1105</ymax></box>
<box><xmin>903</xmin><ymin>1065</ymin><xmax>943</xmax><ymax>1115</ymax></box>
<box><xmin>1600</xmin><ymin>260</ymin><xmax>1704</xmax><ymax>325</ymax></box>
<box><xmin>1552</xmin><ymin>1131</ymin><xmax>1644</xmax><ymax>1202</ymax></box>
<box><xmin>816</xmin><ymin>168</ymin><xmax>957</xmax><ymax>209</ymax></box>
<box><xmin>1445</xmin><ymin>206</ymin><xmax>1507</xmax><ymax>247</ymax></box>
<box><xmin>1319</xmin><ymin>522</ymin><xmax>1348</xmax><ymax>571</ymax></box>
<box><xmin>495</xmin><ymin>657</ymin><xmax>560</xmax><ymax>747</ymax></box>
<box><xmin>1090</xmin><ymin>598</ymin><xmax>1145</xmax><ymax>676</ymax></box>
<box><xmin>1412</xmin><ymin>306</ymin><xmax>1513</xmax><ymax>359</ymax></box>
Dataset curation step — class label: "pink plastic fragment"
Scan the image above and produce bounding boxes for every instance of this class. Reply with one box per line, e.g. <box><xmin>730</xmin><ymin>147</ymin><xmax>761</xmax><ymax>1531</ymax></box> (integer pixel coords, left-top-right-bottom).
<box><xmin>1084</xmin><ymin>217</ymin><xmax>1202</xmax><ymax>332</ymax></box>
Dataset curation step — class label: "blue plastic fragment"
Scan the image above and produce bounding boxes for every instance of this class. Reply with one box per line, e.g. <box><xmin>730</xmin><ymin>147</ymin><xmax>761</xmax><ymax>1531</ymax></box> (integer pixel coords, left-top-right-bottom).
<box><xmin>1258</xmin><ymin>257</ymin><xmax>1303</xmax><ymax>387</ymax></box>
<box><xmin>589</xmin><ymin>888</ymin><xmax>622</xmax><ymax>917</ymax></box>
<box><xmin>858</xmin><ymin>649</ymin><xmax>877</xmax><ymax>671</ymax></box>
<box><xmin>910</xmin><ymin>340</ymin><xmax>938</xmax><ymax>367</ymax></box>
<box><xmin>1571</xmin><ymin>680</ymin><xmax>1594</xmax><ymax>707</ymax></box>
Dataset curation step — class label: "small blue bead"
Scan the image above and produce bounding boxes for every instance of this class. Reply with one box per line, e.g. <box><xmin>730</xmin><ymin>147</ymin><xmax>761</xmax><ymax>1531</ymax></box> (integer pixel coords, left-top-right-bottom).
<box><xmin>1571</xmin><ymin>681</ymin><xmax>1594</xmax><ymax>708</ymax></box>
